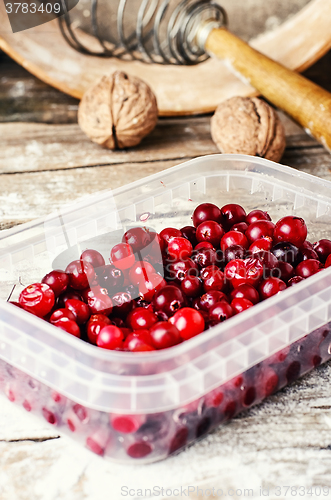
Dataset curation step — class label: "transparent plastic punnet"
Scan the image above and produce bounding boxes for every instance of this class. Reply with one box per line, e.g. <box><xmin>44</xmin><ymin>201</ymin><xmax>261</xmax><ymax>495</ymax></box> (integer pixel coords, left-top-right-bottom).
<box><xmin>1</xmin><ymin>154</ymin><xmax>331</xmax><ymax>464</ymax></box>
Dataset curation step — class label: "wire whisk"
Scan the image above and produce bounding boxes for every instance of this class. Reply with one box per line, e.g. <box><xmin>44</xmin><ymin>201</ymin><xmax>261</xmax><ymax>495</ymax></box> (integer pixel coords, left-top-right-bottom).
<box><xmin>59</xmin><ymin>0</ymin><xmax>227</xmax><ymax>64</ymax></box>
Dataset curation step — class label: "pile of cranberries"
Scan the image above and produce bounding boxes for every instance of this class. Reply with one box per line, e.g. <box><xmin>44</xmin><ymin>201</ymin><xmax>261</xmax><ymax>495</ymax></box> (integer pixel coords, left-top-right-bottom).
<box><xmin>13</xmin><ymin>203</ymin><xmax>331</xmax><ymax>352</ymax></box>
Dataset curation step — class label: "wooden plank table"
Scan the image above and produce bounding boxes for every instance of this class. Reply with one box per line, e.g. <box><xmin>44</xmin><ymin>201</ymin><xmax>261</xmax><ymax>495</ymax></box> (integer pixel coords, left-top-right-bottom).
<box><xmin>1</xmin><ymin>49</ymin><xmax>331</xmax><ymax>500</ymax></box>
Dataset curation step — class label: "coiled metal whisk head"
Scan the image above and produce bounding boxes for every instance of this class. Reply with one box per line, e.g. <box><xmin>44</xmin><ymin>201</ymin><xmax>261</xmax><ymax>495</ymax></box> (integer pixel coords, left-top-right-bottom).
<box><xmin>59</xmin><ymin>0</ymin><xmax>227</xmax><ymax>65</ymax></box>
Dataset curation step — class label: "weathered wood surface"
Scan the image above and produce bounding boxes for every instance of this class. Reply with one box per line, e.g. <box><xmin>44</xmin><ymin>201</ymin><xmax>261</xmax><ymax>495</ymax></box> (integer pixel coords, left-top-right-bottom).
<box><xmin>1</xmin><ymin>0</ymin><xmax>331</xmax><ymax>115</ymax></box>
<box><xmin>1</xmin><ymin>49</ymin><xmax>331</xmax><ymax>499</ymax></box>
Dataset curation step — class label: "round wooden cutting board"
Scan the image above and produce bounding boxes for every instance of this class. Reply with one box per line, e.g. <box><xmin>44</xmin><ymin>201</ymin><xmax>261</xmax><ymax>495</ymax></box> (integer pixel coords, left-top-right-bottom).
<box><xmin>0</xmin><ymin>0</ymin><xmax>331</xmax><ymax>116</ymax></box>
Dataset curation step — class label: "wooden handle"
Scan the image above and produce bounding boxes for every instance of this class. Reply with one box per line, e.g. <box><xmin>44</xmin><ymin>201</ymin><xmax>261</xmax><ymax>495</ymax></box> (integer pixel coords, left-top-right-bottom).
<box><xmin>205</xmin><ymin>27</ymin><xmax>331</xmax><ymax>152</ymax></box>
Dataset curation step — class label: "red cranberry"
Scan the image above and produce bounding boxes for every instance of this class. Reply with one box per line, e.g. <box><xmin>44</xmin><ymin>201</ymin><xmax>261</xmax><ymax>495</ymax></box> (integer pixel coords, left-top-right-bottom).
<box><xmin>196</xmin><ymin>220</ymin><xmax>224</xmax><ymax>248</ymax></box>
<box><xmin>124</xmin><ymin>331</ymin><xmax>155</xmax><ymax>352</ymax></box>
<box><xmin>221</xmin><ymin>204</ymin><xmax>246</xmax><ymax>228</ymax></box>
<box><xmin>274</xmin><ymin>216</ymin><xmax>307</xmax><ymax>247</ymax></box>
<box><xmin>295</xmin><ymin>259</ymin><xmax>323</xmax><ymax>278</ymax></box>
<box><xmin>258</xmin><ymin>277</ymin><xmax>286</xmax><ymax>300</ymax></box>
<box><xmin>160</xmin><ymin>227</ymin><xmax>182</xmax><ymax>246</ymax></box>
<box><xmin>288</xmin><ymin>276</ymin><xmax>305</xmax><ymax>286</ymax></box>
<box><xmin>127</xmin><ymin>442</ymin><xmax>152</xmax><ymax>459</ymax></box>
<box><xmin>80</xmin><ymin>249</ymin><xmax>105</xmax><ymax>268</ymax></box>
<box><xmin>271</xmin><ymin>242</ymin><xmax>299</xmax><ymax>265</ymax></box>
<box><xmin>84</xmin><ymin>287</ymin><xmax>113</xmax><ymax>316</ymax></box>
<box><xmin>166</xmin><ymin>258</ymin><xmax>198</xmax><ymax>284</ymax></box>
<box><xmin>110</xmin><ymin>243</ymin><xmax>135</xmax><ymax>270</ymax></box>
<box><xmin>65</xmin><ymin>260</ymin><xmax>96</xmax><ymax>290</ymax></box>
<box><xmin>169</xmin><ymin>308</ymin><xmax>205</xmax><ymax>340</ymax></box>
<box><xmin>224</xmin><ymin>258</ymin><xmax>264</xmax><ymax>288</ymax></box>
<box><xmin>167</xmin><ymin>237</ymin><xmax>193</xmax><ymax>260</ymax></box>
<box><xmin>42</xmin><ymin>408</ymin><xmax>57</xmax><ymax>425</ymax></box>
<box><xmin>209</xmin><ymin>301</ymin><xmax>234</xmax><ymax>324</ymax></box>
<box><xmin>194</xmin><ymin>242</ymin><xmax>214</xmax><ymax>250</ymax></box>
<box><xmin>97</xmin><ymin>325</ymin><xmax>124</xmax><ymax>350</ymax></box>
<box><xmin>86</xmin><ymin>314</ymin><xmax>112</xmax><ymax>344</ymax></box>
<box><xmin>42</xmin><ymin>270</ymin><xmax>69</xmax><ymax>297</ymax></box>
<box><xmin>246</xmin><ymin>209</ymin><xmax>271</xmax><ymax>225</ymax></box>
<box><xmin>110</xmin><ymin>414</ymin><xmax>145</xmax><ymax>433</ymax></box>
<box><xmin>254</xmin><ymin>250</ymin><xmax>279</xmax><ymax>274</ymax></box>
<box><xmin>313</xmin><ymin>239</ymin><xmax>331</xmax><ymax>263</ymax></box>
<box><xmin>169</xmin><ymin>427</ymin><xmax>188</xmax><ymax>454</ymax></box>
<box><xmin>231</xmin><ymin>298</ymin><xmax>254</xmax><ymax>314</ymax></box>
<box><xmin>245</xmin><ymin>220</ymin><xmax>275</xmax><ymax>244</ymax></box>
<box><xmin>192</xmin><ymin>203</ymin><xmax>222</xmax><ymax>227</ymax></box>
<box><xmin>138</xmin><ymin>273</ymin><xmax>166</xmax><ymax>302</ymax></box>
<box><xmin>229</xmin><ymin>284</ymin><xmax>259</xmax><ymax>305</ymax></box>
<box><xmin>221</xmin><ymin>230</ymin><xmax>248</xmax><ymax>251</ymax></box>
<box><xmin>56</xmin><ymin>319</ymin><xmax>81</xmax><ymax>338</ymax></box>
<box><xmin>243</xmin><ymin>387</ymin><xmax>256</xmax><ymax>407</ymax></box>
<box><xmin>191</xmin><ymin>247</ymin><xmax>220</xmax><ymax>269</ymax></box>
<box><xmin>326</xmin><ymin>254</ymin><xmax>331</xmax><ymax>268</ymax></box>
<box><xmin>19</xmin><ymin>283</ymin><xmax>55</xmax><ymax>317</ymax></box>
<box><xmin>129</xmin><ymin>261</ymin><xmax>156</xmax><ymax>286</ymax></box>
<box><xmin>249</xmin><ymin>238</ymin><xmax>272</xmax><ymax>254</ymax></box>
<box><xmin>180</xmin><ymin>226</ymin><xmax>198</xmax><ymax>247</ymax></box>
<box><xmin>50</xmin><ymin>308</ymin><xmax>76</xmax><ymax>324</ymax></box>
<box><xmin>286</xmin><ymin>361</ymin><xmax>301</xmax><ymax>383</ymax></box>
<box><xmin>223</xmin><ymin>244</ymin><xmax>246</xmax><ymax>264</ymax></box>
<box><xmin>298</xmin><ymin>243</ymin><xmax>318</xmax><ymax>262</ymax></box>
<box><xmin>180</xmin><ymin>276</ymin><xmax>202</xmax><ymax>297</ymax></box>
<box><xmin>152</xmin><ymin>285</ymin><xmax>186</xmax><ymax>320</ymax></box>
<box><xmin>149</xmin><ymin>322</ymin><xmax>181</xmax><ymax>349</ymax></box>
<box><xmin>97</xmin><ymin>264</ymin><xmax>124</xmax><ymax>293</ymax></box>
<box><xmin>204</xmin><ymin>388</ymin><xmax>224</xmax><ymax>408</ymax></box>
<box><xmin>122</xmin><ymin>227</ymin><xmax>156</xmax><ymax>252</ymax></box>
<box><xmin>65</xmin><ymin>299</ymin><xmax>90</xmax><ymax>324</ymax></box>
<box><xmin>231</xmin><ymin>222</ymin><xmax>248</xmax><ymax>233</ymax></box>
<box><xmin>197</xmin><ymin>290</ymin><xmax>228</xmax><ymax>312</ymax></box>
<box><xmin>200</xmin><ymin>265</ymin><xmax>225</xmax><ymax>292</ymax></box>
<box><xmin>56</xmin><ymin>289</ymin><xmax>82</xmax><ymax>308</ymax></box>
<box><xmin>127</xmin><ymin>308</ymin><xmax>158</xmax><ymax>330</ymax></box>
<box><xmin>111</xmin><ymin>291</ymin><xmax>134</xmax><ymax>317</ymax></box>
<box><xmin>259</xmin><ymin>367</ymin><xmax>279</xmax><ymax>396</ymax></box>
<box><xmin>273</xmin><ymin>261</ymin><xmax>294</xmax><ymax>282</ymax></box>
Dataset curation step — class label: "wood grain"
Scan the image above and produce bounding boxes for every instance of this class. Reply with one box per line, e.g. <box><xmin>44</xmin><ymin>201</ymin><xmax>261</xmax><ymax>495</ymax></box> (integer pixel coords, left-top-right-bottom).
<box><xmin>1</xmin><ymin>0</ymin><xmax>331</xmax><ymax>115</ymax></box>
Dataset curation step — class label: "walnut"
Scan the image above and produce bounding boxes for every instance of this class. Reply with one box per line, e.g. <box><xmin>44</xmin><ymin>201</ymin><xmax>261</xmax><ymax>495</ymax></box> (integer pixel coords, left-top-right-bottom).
<box><xmin>211</xmin><ymin>96</ymin><xmax>286</xmax><ymax>162</ymax></box>
<box><xmin>78</xmin><ymin>71</ymin><xmax>158</xmax><ymax>149</ymax></box>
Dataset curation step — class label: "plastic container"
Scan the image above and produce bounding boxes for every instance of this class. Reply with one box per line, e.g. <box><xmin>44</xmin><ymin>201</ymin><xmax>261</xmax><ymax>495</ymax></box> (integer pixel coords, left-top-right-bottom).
<box><xmin>1</xmin><ymin>154</ymin><xmax>331</xmax><ymax>464</ymax></box>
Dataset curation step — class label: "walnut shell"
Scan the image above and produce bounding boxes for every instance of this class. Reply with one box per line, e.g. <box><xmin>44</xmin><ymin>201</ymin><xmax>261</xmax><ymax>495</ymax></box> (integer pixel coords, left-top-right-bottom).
<box><xmin>78</xmin><ymin>71</ymin><xmax>158</xmax><ymax>149</ymax></box>
<box><xmin>211</xmin><ymin>96</ymin><xmax>286</xmax><ymax>162</ymax></box>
